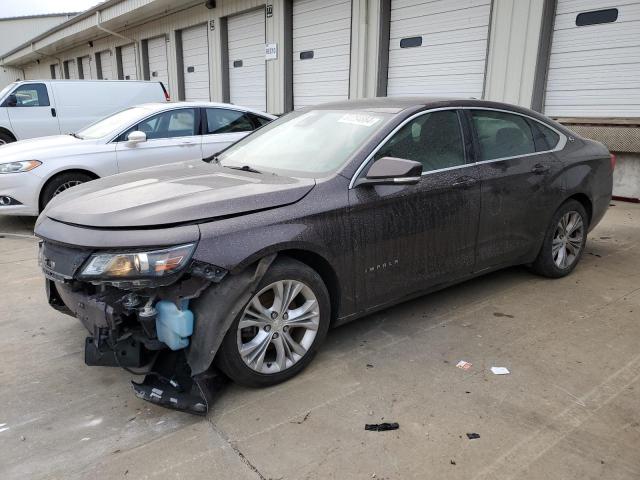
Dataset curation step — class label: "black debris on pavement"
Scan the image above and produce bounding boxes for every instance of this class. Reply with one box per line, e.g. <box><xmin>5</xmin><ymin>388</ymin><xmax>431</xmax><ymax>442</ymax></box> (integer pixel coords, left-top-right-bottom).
<box><xmin>365</xmin><ymin>422</ymin><xmax>399</xmax><ymax>432</ymax></box>
<box><xmin>466</xmin><ymin>433</ymin><xmax>480</xmax><ymax>440</ymax></box>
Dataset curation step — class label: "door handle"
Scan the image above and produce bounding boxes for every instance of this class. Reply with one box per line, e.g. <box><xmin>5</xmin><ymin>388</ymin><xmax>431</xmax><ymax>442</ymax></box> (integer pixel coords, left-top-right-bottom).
<box><xmin>51</xmin><ymin>107</ymin><xmax>57</xmax><ymax>117</ymax></box>
<box><xmin>180</xmin><ymin>140</ymin><xmax>195</xmax><ymax>145</ymax></box>
<box><xmin>452</xmin><ymin>176</ymin><xmax>478</xmax><ymax>188</ymax></box>
<box><xmin>531</xmin><ymin>163</ymin><xmax>550</xmax><ymax>174</ymax></box>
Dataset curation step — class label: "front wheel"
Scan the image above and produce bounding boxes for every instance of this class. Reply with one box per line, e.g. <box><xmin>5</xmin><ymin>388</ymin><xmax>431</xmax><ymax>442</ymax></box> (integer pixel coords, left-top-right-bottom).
<box><xmin>531</xmin><ymin>200</ymin><xmax>588</xmax><ymax>278</ymax></box>
<box><xmin>215</xmin><ymin>257</ymin><xmax>331</xmax><ymax>388</ymax></box>
<box><xmin>40</xmin><ymin>172</ymin><xmax>94</xmax><ymax>210</ymax></box>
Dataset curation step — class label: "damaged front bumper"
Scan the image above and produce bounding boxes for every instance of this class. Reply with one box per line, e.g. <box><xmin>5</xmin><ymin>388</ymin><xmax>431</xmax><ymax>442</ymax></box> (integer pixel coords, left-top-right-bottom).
<box><xmin>39</xmin><ymin>239</ymin><xmax>275</xmax><ymax>415</ymax></box>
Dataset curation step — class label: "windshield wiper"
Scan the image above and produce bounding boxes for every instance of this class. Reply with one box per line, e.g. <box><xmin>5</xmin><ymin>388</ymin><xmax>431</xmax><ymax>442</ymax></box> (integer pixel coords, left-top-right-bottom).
<box><xmin>69</xmin><ymin>132</ymin><xmax>83</xmax><ymax>139</ymax></box>
<box><xmin>226</xmin><ymin>165</ymin><xmax>262</xmax><ymax>174</ymax></box>
<box><xmin>203</xmin><ymin>153</ymin><xmax>219</xmax><ymax>163</ymax></box>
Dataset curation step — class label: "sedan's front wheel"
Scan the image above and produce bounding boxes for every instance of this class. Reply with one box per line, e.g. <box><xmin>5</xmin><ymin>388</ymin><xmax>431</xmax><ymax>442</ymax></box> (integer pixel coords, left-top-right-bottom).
<box><xmin>531</xmin><ymin>199</ymin><xmax>588</xmax><ymax>278</ymax></box>
<box><xmin>216</xmin><ymin>258</ymin><xmax>330</xmax><ymax>388</ymax></box>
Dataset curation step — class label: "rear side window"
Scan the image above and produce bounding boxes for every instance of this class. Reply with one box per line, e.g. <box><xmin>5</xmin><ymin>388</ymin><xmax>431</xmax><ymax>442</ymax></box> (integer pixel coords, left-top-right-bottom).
<box><xmin>248</xmin><ymin>113</ymin><xmax>272</xmax><ymax>128</ymax></box>
<box><xmin>374</xmin><ymin>110</ymin><xmax>466</xmax><ymax>173</ymax></box>
<box><xmin>529</xmin><ymin>120</ymin><xmax>560</xmax><ymax>152</ymax></box>
<box><xmin>471</xmin><ymin>110</ymin><xmax>535</xmax><ymax>161</ymax></box>
<box><xmin>10</xmin><ymin>83</ymin><xmax>50</xmax><ymax>107</ymax></box>
<box><xmin>206</xmin><ymin>108</ymin><xmax>253</xmax><ymax>134</ymax></box>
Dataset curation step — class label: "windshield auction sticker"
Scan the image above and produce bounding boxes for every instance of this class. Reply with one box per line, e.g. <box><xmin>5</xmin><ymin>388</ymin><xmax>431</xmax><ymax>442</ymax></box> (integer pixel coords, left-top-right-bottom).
<box><xmin>338</xmin><ymin>113</ymin><xmax>381</xmax><ymax>127</ymax></box>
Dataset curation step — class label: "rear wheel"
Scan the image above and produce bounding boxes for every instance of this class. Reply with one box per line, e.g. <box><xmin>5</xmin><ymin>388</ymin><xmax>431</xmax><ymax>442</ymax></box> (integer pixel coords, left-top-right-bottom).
<box><xmin>216</xmin><ymin>258</ymin><xmax>331</xmax><ymax>388</ymax></box>
<box><xmin>531</xmin><ymin>200</ymin><xmax>588</xmax><ymax>278</ymax></box>
<box><xmin>40</xmin><ymin>172</ymin><xmax>94</xmax><ymax>210</ymax></box>
<box><xmin>0</xmin><ymin>131</ymin><xmax>15</xmax><ymax>145</ymax></box>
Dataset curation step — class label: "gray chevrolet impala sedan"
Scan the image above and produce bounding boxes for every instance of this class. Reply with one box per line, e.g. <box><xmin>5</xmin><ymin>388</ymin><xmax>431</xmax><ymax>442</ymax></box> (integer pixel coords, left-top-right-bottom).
<box><xmin>35</xmin><ymin>98</ymin><xmax>613</xmax><ymax>414</ymax></box>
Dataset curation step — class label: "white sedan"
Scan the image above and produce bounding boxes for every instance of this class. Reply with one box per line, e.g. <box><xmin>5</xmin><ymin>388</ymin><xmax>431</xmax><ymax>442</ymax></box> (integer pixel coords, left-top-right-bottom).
<box><xmin>0</xmin><ymin>102</ymin><xmax>275</xmax><ymax>215</ymax></box>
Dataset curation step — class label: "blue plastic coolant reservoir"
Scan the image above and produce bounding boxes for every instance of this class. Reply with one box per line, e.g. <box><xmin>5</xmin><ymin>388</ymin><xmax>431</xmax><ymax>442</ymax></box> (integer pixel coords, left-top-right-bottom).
<box><xmin>155</xmin><ymin>300</ymin><xmax>194</xmax><ymax>350</ymax></box>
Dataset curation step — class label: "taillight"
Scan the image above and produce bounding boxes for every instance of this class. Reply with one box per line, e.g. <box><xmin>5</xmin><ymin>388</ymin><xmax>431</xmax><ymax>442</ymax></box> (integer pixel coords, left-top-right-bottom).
<box><xmin>160</xmin><ymin>82</ymin><xmax>170</xmax><ymax>101</ymax></box>
<box><xmin>610</xmin><ymin>153</ymin><xmax>616</xmax><ymax>171</ymax></box>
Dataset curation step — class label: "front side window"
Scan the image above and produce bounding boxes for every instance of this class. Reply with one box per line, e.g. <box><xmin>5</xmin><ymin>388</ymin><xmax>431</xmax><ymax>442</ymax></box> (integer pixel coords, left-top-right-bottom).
<box><xmin>206</xmin><ymin>108</ymin><xmax>253</xmax><ymax>134</ymax></box>
<box><xmin>9</xmin><ymin>83</ymin><xmax>50</xmax><ymax>107</ymax></box>
<box><xmin>471</xmin><ymin>110</ymin><xmax>536</xmax><ymax>161</ymax></box>
<box><xmin>374</xmin><ymin>110</ymin><xmax>466</xmax><ymax>173</ymax></box>
<box><xmin>135</xmin><ymin>108</ymin><xmax>197</xmax><ymax>140</ymax></box>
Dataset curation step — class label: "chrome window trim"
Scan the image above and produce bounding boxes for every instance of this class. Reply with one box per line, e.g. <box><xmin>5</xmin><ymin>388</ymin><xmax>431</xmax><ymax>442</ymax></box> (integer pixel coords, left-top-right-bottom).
<box><xmin>348</xmin><ymin>106</ymin><xmax>567</xmax><ymax>189</ymax></box>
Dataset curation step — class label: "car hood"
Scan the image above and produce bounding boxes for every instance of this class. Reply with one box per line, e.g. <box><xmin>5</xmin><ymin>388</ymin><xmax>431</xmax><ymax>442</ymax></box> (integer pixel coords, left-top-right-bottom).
<box><xmin>43</xmin><ymin>160</ymin><xmax>316</xmax><ymax>228</ymax></box>
<box><xmin>0</xmin><ymin>135</ymin><xmax>100</xmax><ymax>162</ymax></box>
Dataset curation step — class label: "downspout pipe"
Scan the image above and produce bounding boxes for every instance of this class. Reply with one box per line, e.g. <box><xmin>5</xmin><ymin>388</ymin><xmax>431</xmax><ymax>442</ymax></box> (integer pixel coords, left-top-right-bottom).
<box><xmin>95</xmin><ymin>11</ymin><xmax>135</xmax><ymax>42</ymax></box>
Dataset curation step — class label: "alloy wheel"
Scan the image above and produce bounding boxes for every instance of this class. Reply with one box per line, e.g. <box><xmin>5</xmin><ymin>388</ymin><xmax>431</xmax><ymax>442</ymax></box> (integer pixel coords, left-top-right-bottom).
<box><xmin>237</xmin><ymin>279</ymin><xmax>320</xmax><ymax>374</ymax></box>
<box><xmin>0</xmin><ymin>139</ymin><xmax>6</xmax><ymax>146</ymax></box>
<box><xmin>552</xmin><ymin>210</ymin><xmax>584</xmax><ymax>269</ymax></box>
<box><xmin>53</xmin><ymin>180</ymin><xmax>83</xmax><ymax>196</ymax></box>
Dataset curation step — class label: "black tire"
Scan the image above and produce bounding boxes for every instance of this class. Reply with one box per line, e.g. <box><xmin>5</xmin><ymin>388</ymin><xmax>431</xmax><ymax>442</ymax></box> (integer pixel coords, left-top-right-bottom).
<box><xmin>530</xmin><ymin>199</ymin><xmax>589</xmax><ymax>278</ymax></box>
<box><xmin>0</xmin><ymin>131</ymin><xmax>16</xmax><ymax>145</ymax></box>
<box><xmin>215</xmin><ymin>257</ymin><xmax>331</xmax><ymax>388</ymax></box>
<box><xmin>40</xmin><ymin>172</ymin><xmax>94</xmax><ymax>210</ymax></box>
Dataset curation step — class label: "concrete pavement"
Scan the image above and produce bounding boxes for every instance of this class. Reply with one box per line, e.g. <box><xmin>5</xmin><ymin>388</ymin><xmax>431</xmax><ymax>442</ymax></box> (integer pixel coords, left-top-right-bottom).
<box><xmin>0</xmin><ymin>204</ymin><xmax>639</xmax><ymax>479</ymax></box>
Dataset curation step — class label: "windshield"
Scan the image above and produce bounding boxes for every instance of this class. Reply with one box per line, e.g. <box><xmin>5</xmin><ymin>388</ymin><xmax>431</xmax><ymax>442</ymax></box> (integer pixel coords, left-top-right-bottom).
<box><xmin>217</xmin><ymin>110</ymin><xmax>393</xmax><ymax>177</ymax></box>
<box><xmin>77</xmin><ymin>107</ymin><xmax>151</xmax><ymax>139</ymax></box>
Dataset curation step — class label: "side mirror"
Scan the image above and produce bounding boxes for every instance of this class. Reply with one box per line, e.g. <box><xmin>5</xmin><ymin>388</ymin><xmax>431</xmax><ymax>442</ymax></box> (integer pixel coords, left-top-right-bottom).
<box><xmin>127</xmin><ymin>131</ymin><xmax>147</xmax><ymax>144</ymax></box>
<box><xmin>4</xmin><ymin>94</ymin><xmax>17</xmax><ymax>107</ymax></box>
<box><xmin>355</xmin><ymin>157</ymin><xmax>422</xmax><ymax>187</ymax></box>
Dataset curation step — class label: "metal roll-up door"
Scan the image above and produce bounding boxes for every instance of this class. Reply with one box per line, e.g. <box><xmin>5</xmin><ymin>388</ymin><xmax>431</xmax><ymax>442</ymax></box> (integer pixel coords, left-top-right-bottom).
<box><xmin>147</xmin><ymin>36</ymin><xmax>170</xmax><ymax>92</ymax></box>
<box><xmin>181</xmin><ymin>24</ymin><xmax>210</xmax><ymax>101</ymax></box>
<box><xmin>98</xmin><ymin>50</ymin><xmax>114</xmax><ymax>80</ymax></box>
<box><xmin>65</xmin><ymin>59</ymin><xmax>78</xmax><ymax>79</ymax></box>
<box><xmin>120</xmin><ymin>44</ymin><xmax>138</xmax><ymax>80</ymax></box>
<box><xmin>227</xmin><ymin>8</ymin><xmax>266</xmax><ymax>111</ymax></box>
<box><xmin>292</xmin><ymin>0</ymin><xmax>351</xmax><ymax>109</ymax></box>
<box><xmin>545</xmin><ymin>1</ymin><xmax>640</xmax><ymax>117</ymax></box>
<box><xmin>80</xmin><ymin>56</ymin><xmax>92</xmax><ymax>79</ymax></box>
<box><xmin>387</xmin><ymin>0</ymin><xmax>491</xmax><ymax>97</ymax></box>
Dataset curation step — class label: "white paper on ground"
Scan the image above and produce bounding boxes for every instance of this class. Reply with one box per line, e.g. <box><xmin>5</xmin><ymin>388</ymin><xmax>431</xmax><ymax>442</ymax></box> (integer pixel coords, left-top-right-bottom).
<box><xmin>491</xmin><ymin>367</ymin><xmax>510</xmax><ymax>375</ymax></box>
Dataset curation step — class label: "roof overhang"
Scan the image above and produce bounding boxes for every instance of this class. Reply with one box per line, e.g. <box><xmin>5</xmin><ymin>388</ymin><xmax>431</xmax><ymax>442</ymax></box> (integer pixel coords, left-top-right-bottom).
<box><xmin>1</xmin><ymin>0</ymin><xmax>202</xmax><ymax>66</ymax></box>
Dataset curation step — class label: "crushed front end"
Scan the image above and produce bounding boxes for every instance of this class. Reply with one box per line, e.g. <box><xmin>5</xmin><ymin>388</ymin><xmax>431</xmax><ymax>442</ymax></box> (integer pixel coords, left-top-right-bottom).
<box><xmin>38</xmin><ymin>238</ymin><xmax>232</xmax><ymax>415</ymax></box>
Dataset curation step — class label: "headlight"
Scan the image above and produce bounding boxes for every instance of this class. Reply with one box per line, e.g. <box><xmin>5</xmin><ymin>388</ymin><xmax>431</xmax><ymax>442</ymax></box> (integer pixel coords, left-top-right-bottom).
<box><xmin>0</xmin><ymin>160</ymin><xmax>42</xmax><ymax>174</ymax></box>
<box><xmin>79</xmin><ymin>244</ymin><xmax>196</xmax><ymax>280</ymax></box>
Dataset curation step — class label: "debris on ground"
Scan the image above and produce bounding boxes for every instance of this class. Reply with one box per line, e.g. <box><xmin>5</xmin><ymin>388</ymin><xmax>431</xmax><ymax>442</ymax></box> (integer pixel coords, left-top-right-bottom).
<box><xmin>366</xmin><ymin>364</ymin><xmax>374</xmax><ymax>368</ymax></box>
<box><xmin>490</xmin><ymin>367</ymin><xmax>510</xmax><ymax>375</ymax></box>
<box><xmin>291</xmin><ymin>411</ymin><xmax>311</xmax><ymax>424</ymax></box>
<box><xmin>456</xmin><ymin>360</ymin><xmax>472</xmax><ymax>370</ymax></box>
<box><xmin>450</xmin><ymin>459</ymin><xmax>456</xmax><ymax>465</ymax></box>
<box><xmin>466</xmin><ymin>433</ymin><xmax>480</xmax><ymax>440</ymax></box>
<box><xmin>365</xmin><ymin>422</ymin><xmax>399</xmax><ymax>432</ymax></box>
<box><xmin>493</xmin><ymin>312</ymin><xmax>515</xmax><ymax>318</ymax></box>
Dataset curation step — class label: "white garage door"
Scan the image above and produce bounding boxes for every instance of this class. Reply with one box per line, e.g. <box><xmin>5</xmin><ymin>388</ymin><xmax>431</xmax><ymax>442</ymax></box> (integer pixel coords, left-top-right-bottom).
<box><xmin>147</xmin><ymin>36</ymin><xmax>170</xmax><ymax>93</ymax></box>
<box><xmin>292</xmin><ymin>0</ymin><xmax>351</xmax><ymax>109</ymax></box>
<box><xmin>98</xmin><ymin>50</ymin><xmax>114</xmax><ymax>80</ymax></box>
<box><xmin>120</xmin><ymin>44</ymin><xmax>138</xmax><ymax>80</ymax></box>
<box><xmin>387</xmin><ymin>0</ymin><xmax>491</xmax><ymax>98</ymax></box>
<box><xmin>65</xmin><ymin>60</ymin><xmax>78</xmax><ymax>79</ymax></box>
<box><xmin>181</xmin><ymin>24</ymin><xmax>210</xmax><ymax>101</ymax></box>
<box><xmin>227</xmin><ymin>8</ymin><xmax>266</xmax><ymax>111</ymax></box>
<box><xmin>80</xmin><ymin>56</ymin><xmax>92</xmax><ymax>79</ymax></box>
<box><xmin>545</xmin><ymin>1</ymin><xmax>640</xmax><ymax>117</ymax></box>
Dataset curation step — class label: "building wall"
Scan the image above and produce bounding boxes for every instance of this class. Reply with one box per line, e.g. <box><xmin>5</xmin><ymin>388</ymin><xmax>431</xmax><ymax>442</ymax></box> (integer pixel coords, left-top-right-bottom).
<box><xmin>484</xmin><ymin>0</ymin><xmax>545</xmax><ymax>106</ymax></box>
<box><xmin>0</xmin><ymin>15</ymin><xmax>75</xmax><ymax>57</ymax></box>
